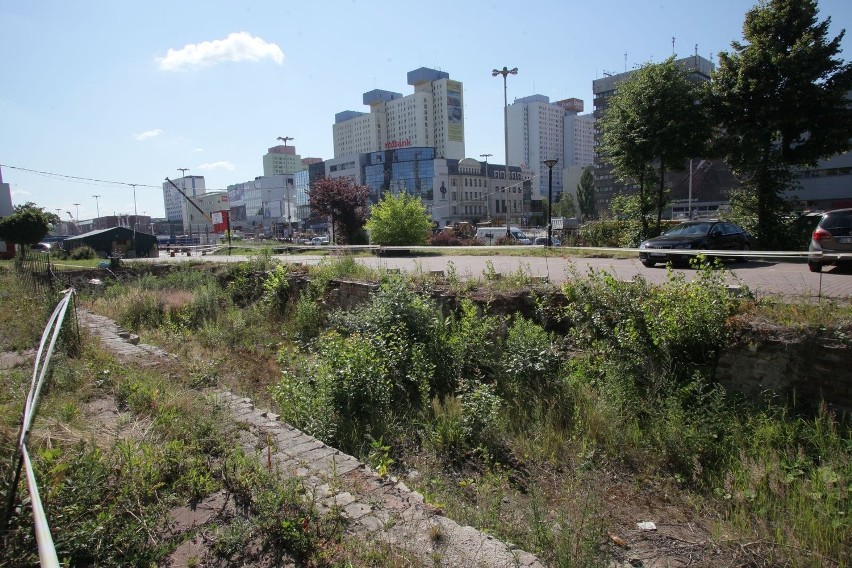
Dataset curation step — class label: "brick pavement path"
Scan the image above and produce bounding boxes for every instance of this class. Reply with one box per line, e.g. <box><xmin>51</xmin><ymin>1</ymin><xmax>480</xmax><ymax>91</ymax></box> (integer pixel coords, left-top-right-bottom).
<box><xmin>77</xmin><ymin>309</ymin><xmax>544</xmax><ymax>567</ymax></box>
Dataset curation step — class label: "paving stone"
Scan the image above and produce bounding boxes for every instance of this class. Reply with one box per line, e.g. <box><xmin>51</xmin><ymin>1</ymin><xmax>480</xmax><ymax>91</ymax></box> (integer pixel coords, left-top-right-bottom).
<box><xmin>343</xmin><ymin>502</ymin><xmax>372</xmax><ymax>520</ymax></box>
<box><xmin>287</xmin><ymin>438</ymin><xmax>325</xmax><ymax>456</ymax></box>
<box><xmin>298</xmin><ymin>446</ymin><xmax>336</xmax><ymax>463</ymax></box>
<box><xmin>325</xmin><ymin>492</ymin><xmax>356</xmax><ymax>508</ymax></box>
<box><xmin>358</xmin><ymin>514</ymin><xmax>385</xmax><ymax>532</ymax></box>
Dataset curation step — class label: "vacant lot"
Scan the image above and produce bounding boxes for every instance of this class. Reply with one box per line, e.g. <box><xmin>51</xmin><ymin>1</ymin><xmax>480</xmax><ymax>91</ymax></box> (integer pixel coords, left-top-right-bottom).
<box><xmin>1</xmin><ymin>256</ymin><xmax>849</xmax><ymax>566</ymax></box>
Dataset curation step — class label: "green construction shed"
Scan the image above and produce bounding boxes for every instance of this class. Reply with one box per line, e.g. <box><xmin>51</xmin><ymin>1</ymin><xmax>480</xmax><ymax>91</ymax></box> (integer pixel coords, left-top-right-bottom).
<box><xmin>63</xmin><ymin>226</ymin><xmax>159</xmax><ymax>258</ymax></box>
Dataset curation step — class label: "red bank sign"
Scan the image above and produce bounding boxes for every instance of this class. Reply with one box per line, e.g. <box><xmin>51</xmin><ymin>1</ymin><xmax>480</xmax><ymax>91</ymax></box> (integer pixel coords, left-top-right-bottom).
<box><xmin>384</xmin><ymin>139</ymin><xmax>412</xmax><ymax>149</ymax></box>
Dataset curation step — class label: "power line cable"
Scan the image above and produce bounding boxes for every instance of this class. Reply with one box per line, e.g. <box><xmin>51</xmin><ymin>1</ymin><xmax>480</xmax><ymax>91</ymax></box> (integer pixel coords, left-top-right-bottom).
<box><xmin>0</xmin><ymin>163</ymin><xmax>161</xmax><ymax>189</ymax></box>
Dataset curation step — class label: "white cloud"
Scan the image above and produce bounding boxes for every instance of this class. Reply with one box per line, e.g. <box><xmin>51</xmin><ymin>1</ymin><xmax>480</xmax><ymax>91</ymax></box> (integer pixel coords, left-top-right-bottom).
<box><xmin>134</xmin><ymin>128</ymin><xmax>163</xmax><ymax>141</ymax></box>
<box><xmin>157</xmin><ymin>32</ymin><xmax>284</xmax><ymax>71</ymax></box>
<box><xmin>199</xmin><ymin>161</ymin><xmax>235</xmax><ymax>171</ymax></box>
<box><xmin>194</xmin><ymin>148</ymin><xmax>204</xmax><ymax>152</ymax></box>
<box><xmin>11</xmin><ymin>189</ymin><xmax>31</xmax><ymax>197</ymax></box>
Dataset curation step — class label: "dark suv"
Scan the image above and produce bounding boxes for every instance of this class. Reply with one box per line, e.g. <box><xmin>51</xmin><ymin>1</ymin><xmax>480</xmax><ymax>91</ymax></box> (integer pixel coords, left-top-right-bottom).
<box><xmin>808</xmin><ymin>208</ymin><xmax>852</xmax><ymax>272</ymax></box>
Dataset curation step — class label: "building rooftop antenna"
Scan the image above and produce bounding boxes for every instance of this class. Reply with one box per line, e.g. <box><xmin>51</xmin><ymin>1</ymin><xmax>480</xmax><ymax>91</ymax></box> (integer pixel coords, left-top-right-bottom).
<box><xmin>672</xmin><ymin>36</ymin><xmax>676</xmax><ymax>56</ymax></box>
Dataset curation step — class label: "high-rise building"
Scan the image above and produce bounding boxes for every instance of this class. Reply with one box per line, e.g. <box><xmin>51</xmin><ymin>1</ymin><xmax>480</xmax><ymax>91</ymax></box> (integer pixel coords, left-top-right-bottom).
<box><xmin>263</xmin><ymin>145</ymin><xmax>310</xmax><ymax>176</ymax></box>
<box><xmin>333</xmin><ymin>67</ymin><xmax>466</xmax><ymax>160</ymax></box>
<box><xmin>162</xmin><ymin>175</ymin><xmax>206</xmax><ymax>226</ymax></box>
<box><xmin>508</xmin><ymin>95</ymin><xmax>565</xmax><ymax>198</ymax></box>
<box><xmin>508</xmin><ymin>96</ymin><xmax>594</xmax><ymax>201</ymax></box>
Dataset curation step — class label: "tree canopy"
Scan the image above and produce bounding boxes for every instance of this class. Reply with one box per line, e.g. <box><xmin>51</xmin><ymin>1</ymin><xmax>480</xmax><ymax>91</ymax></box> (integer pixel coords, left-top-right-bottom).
<box><xmin>366</xmin><ymin>193</ymin><xmax>432</xmax><ymax>246</ymax></box>
<box><xmin>599</xmin><ymin>57</ymin><xmax>710</xmax><ymax>238</ymax></box>
<box><xmin>551</xmin><ymin>191</ymin><xmax>577</xmax><ymax>220</ymax></box>
<box><xmin>709</xmin><ymin>0</ymin><xmax>852</xmax><ymax>249</ymax></box>
<box><xmin>576</xmin><ymin>167</ymin><xmax>596</xmax><ymax>221</ymax></box>
<box><xmin>0</xmin><ymin>202</ymin><xmax>58</xmax><ymax>246</ymax></box>
<box><xmin>308</xmin><ymin>177</ymin><xmax>370</xmax><ymax>245</ymax></box>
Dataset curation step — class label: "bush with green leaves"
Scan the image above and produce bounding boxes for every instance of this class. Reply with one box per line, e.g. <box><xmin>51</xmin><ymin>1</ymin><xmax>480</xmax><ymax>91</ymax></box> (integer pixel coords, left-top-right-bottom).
<box><xmin>69</xmin><ymin>244</ymin><xmax>97</xmax><ymax>260</ymax></box>
<box><xmin>499</xmin><ymin>317</ymin><xmax>563</xmax><ymax>404</ymax></box>
<box><xmin>287</xmin><ymin>292</ymin><xmax>324</xmax><ymax>343</ymax></box>
<box><xmin>365</xmin><ymin>192</ymin><xmax>432</xmax><ymax>246</ymax></box>
<box><xmin>223</xmin><ymin>263</ymin><xmax>266</xmax><ymax>307</ymax></box>
<box><xmin>262</xmin><ymin>264</ymin><xmax>291</xmax><ymax>316</ymax></box>
<box><xmin>437</xmin><ymin>299</ymin><xmax>500</xmax><ymax>393</ymax></box>
<box><xmin>304</xmin><ymin>330</ymin><xmax>432</xmax><ymax>455</ymax></box>
<box><xmin>562</xmin><ymin>264</ymin><xmax>736</xmax><ymax>388</ymax></box>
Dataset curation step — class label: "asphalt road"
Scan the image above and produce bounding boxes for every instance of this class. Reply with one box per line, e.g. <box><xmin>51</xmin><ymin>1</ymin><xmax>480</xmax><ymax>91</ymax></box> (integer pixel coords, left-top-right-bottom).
<box><xmin>136</xmin><ymin>250</ymin><xmax>852</xmax><ymax>302</ymax></box>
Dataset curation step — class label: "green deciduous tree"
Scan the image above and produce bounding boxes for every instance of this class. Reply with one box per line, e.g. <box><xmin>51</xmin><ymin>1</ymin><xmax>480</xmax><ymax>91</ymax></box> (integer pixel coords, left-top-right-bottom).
<box><xmin>366</xmin><ymin>193</ymin><xmax>432</xmax><ymax>246</ymax></box>
<box><xmin>551</xmin><ymin>191</ymin><xmax>577</xmax><ymax>219</ymax></box>
<box><xmin>600</xmin><ymin>57</ymin><xmax>710</xmax><ymax>239</ymax></box>
<box><xmin>576</xmin><ymin>166</ymin><xmax>596</xmax><ymax>221</ymax></box>
<box><xmin>308</xmin><ymin>177</ymin><xmax>370</xmax><ymax>245</ymax></box>
<box><xmin>709</xmin><ymin>0</ymin><xmax>852</xmax><ymax>249</ymax></box>
<box><xmin>0</xmin><ymin>202</ymin><xmax>58</xmax><ymax>246</ymax></box>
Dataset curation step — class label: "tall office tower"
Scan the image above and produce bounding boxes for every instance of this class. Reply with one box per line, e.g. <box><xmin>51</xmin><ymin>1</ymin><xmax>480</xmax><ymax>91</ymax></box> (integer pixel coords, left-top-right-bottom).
<box><xmin>333</xmin><ymin>67</ymin><xmax>466</xmax><ymax>160</ymax></box>
<box><xmin>263</xmin><ymin>145</ymin><xmax>308</xmax><ymax>176</ymax></box>
<box><xmin>592</xmin><ymin>55</ymin><xmax>721</xmax><ymax>215</ymax></box>
<box><xmin>162</xmin><ymin>175</ymin><xmax>206</xmax><ymax>225</ymax></box>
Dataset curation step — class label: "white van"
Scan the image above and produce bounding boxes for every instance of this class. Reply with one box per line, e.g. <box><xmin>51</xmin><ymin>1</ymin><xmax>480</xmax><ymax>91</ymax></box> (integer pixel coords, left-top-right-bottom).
<box><xmin>475</xmin><ymin>226</ymin><xmax>531</xmax><ymax>245</ymax></box>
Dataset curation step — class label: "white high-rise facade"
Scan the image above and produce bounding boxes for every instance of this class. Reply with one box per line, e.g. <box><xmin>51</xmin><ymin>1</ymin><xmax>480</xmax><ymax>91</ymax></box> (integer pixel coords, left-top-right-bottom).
<box><xmin>508</xmin><ymin>96</ymin><xmax>593</xmax><ymax>199</ymax></box>
<box><xmin>332</xmin><ymin>67</ymin><xmax>465</xmax><ymax>160</ymax></box>
<box><xmin>564</xmin><ymin>112</ymin><xmax>595</xmax><ymax>168</ymax></box>
<box><xmin>162</xmin><ymin>175</ymin><xmax>206</xmax><ymax>225</ymax></box>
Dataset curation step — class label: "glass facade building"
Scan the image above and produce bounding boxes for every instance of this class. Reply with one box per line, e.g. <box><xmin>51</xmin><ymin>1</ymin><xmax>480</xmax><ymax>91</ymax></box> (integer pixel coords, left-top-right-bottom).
<box><xmin>363</xmin><ymin>147</ymin><xmax>436</xmax><ymax>204</ymax></box>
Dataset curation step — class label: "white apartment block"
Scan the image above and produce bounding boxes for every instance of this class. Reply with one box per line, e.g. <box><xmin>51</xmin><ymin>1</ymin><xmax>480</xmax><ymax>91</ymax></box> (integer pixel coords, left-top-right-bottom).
<box><xmin>263</xmin><ymin>145</ymin><xmax>308</xmax><ymax>176</ymax></box>
<box><xmin>564</xmin><ymin>112</ymin><xmax>595</xmax><ymax>168</ymax></box>
<box><xmin>332</xmin><ymin>67</ymin><xmax>466</xmax><ymax>160</ymax></box>
<box><xmin>162</xmin><ymin>175</ymin><xmax>206</xmax><ymax>225</ymax></box>
<box><xmin>508</xmin><ymin>95</ymin><xmax>564</xmax><ymax>199</ymax></box>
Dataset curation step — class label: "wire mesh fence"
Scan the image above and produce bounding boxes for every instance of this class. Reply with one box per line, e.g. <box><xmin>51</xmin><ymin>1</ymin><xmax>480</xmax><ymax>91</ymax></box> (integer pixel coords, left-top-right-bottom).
<box><xmin>13</xmin><ymin>247</ymin><xmax>54</xmax><ymax>294</ymax></box>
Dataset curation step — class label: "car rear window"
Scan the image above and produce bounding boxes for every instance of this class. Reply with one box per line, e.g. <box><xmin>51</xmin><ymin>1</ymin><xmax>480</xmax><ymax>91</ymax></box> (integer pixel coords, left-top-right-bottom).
<box><xmin>822</xmin><ymin>212</ymin><xmax>852</xmax><ymax>230</ymax></box>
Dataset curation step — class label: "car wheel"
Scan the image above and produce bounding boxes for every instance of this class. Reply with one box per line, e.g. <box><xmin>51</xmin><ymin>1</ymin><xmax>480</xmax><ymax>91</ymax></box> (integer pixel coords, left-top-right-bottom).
<box><xmin>640</xmin><ymin>258</ymin><xmax>656</xmax><ymax>268</ymax></box>
<box><xmin>736</xmin><ymin>243</ymin><xmax>751</xmax><ymax>263</ymax></box>
<box><xmin>808</xmin><ymin>260</ymin><xmax>823</xmax><ymax>273</ymax></box>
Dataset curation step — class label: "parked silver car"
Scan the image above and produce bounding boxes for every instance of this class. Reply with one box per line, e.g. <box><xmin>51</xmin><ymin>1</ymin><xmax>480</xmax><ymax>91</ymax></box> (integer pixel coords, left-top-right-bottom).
<box><xmin>808</xmin><ymin>208</ymin><xmax>852</xmax><ymax>272</ymax></box>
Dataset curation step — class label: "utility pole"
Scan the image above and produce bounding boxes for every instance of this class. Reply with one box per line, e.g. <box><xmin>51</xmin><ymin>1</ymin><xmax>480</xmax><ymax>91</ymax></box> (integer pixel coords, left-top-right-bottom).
<box><xmin>480</xmin><ymin>153</ymin><xmax>492</xmax><ymax>221</ymax></box>
<box><xmin>130</xmin><ymin>184</ymin><xmax>138</xmax><ymax>255</ymax></box>
<box><xmin>92</xmin><ymin>195</ymin><xmax>101</xmax><ymax>220</ymax></box>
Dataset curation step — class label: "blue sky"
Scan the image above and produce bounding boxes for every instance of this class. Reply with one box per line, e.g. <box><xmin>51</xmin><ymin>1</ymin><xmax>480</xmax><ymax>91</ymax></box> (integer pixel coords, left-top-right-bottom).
<box><xmin>1</xmin><ymin>0</ymin><xmax>850</xmax><ymax>220</ymax></box>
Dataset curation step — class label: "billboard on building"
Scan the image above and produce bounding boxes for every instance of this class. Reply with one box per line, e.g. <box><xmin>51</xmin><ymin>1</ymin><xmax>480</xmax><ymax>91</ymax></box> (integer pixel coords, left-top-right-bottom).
<box><xmin>447</xmin><ymin>81</ymin><xmax>463</xmax><ymax>142</ymax></box>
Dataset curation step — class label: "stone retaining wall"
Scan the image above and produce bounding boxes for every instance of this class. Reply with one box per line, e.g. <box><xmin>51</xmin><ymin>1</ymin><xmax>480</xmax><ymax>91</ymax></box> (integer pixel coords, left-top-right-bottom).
<box><xmin>715</xmin><ymin>333</ymin><xmax>852</xmax><ymax>416</ymax></box>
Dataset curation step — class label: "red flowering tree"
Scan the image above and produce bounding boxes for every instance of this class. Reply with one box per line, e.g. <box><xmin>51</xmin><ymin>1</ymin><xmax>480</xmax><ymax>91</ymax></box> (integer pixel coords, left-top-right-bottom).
<box><xmin>308</xmin><ymin>177</ymin><xmax>370</xmax><ymax>244</ymax></box>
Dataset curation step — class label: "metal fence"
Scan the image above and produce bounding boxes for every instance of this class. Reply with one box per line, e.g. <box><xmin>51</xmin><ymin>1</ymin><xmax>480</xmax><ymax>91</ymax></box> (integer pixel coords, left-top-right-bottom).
<box><xmin>14</xmin><ymin>247</ymin><xmax>54</xmax><ymax>293</ymax></box>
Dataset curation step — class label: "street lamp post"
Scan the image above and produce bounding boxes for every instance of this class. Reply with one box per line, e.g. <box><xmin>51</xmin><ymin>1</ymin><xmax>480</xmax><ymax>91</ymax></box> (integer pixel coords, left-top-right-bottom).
<box><xmin>543</xmin><ymin>159</ymin><xmax>559</xmax><ymax>248</ymax></box>
<box><xmin>286</xmin><ymin>180</ymin><xmax>293</xmax><ymax>240</ymax></box>
<box><xmin>492</xmin><ymin>66</ymin><xmax>517</xmax><ymax>238</ymax></box>
<box><xmin>480</xmin><ymin>153</ymin><xmax>492</xmax><ymax>221</ymax></box>
<box><xmin>177</xmin><ymin>168</ymin><xmax>189</xmax><ymax>240</ymax></box>
<box><xmin>92</xmin><ymin>194</ymin><xmax>101</xmax><ymax>221</ymax></box>
<box><xmin>73</xmin><ymin>203</ymin><xmax>80</xmax><ymax>223</ymax></box>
